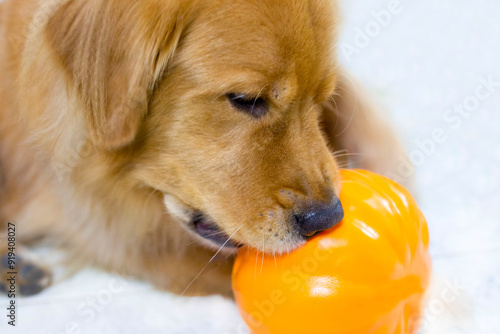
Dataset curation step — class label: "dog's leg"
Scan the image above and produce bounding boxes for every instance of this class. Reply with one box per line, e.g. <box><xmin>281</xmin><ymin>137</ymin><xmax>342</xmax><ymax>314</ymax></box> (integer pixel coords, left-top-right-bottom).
<box><xmin>0</xmin><ymin>236</ymin><xmax>53</xmax><ymax>296</ymax></box>
<box><xmin>161</xmin><ymin>252</ymin><xmax>234</xmax><ymax>298</ymax></box>
<box><xmin>322</xmin><ymin>71</ymin><xmax>413</xmax><ymax>187</ymax></box>
<box><xmin>131</xmin><ymin>239</ymin><xmax>234</xmax><ymax>298</ymax></box>
<box><xmin>0</xmin><ymin>168</ymin><xmax>54</xmax><ymax>296</ymax></box>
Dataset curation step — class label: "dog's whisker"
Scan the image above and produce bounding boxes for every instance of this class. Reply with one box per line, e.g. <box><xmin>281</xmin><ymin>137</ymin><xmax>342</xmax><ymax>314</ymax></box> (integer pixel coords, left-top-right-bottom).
<box><xmin>186</xmin><ymin>233</ymin><xmax>225</xmax><ymax>247</ymax></box>
<box><xmin>208</xmin><ymin>227</ymin><xmax>242</xmax><ymax>263</ymax></box>
<box><xmin>335</xmin><ymin>157</ymin><xmax>369</xmax><ymax>169</ymax></box>
<box><xmin>348</xmin><ymin>169</ymin><xmax>377</xmax><ymax>183</ymax></box>
<box><xmin>180</xmin><ymin>226</ymin><xmax>242</xmax><ymax>296</ymax></box>
<box><xmin>331</xmin><ymin>148</ymin><xmax>350</xmax><ymax>155</ymax></box>
<box><xmin>332</xmin><ymin>152</ymin><xmax>373</xmax><ymax>158</ymax></box>
<box><xmin>186</xmin><ymin>224</ymin><xmax>245</xmax><ymax>246</ymax></box>
<box><xmin>334</xmin><ymin>74</ymin><xmax>359</xmax><ymax>138</ymax></box>
<box><xmin>254</xmin><ymin>244</ymin><xmax>259</xmax><ymax>284</ymax></box>
<box><xmin>336</xmin><ymin>163</ymin><xmax>353</xmax><ymax>169</ymax></box>
<box><xmin>326</xmin><ymin>94</ymin><xmax>341</xmax><ymax>131</ymax></box>
<box><xmin>261</xmin><ymin>236</ymin><xmax>267</xmax><ymax>275</ymax></box>
<box><xmin>212</xmin><ymin>223</ymin><xmax>245</xmax><ymax>237</ymax></box>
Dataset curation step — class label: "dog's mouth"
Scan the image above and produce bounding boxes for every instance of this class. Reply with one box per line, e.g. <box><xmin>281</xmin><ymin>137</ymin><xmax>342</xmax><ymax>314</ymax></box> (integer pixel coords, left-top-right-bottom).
<box><xmin>190</xmin><ymin>212</ymin><xmax>242</xmax><ymax>249</ymax></box>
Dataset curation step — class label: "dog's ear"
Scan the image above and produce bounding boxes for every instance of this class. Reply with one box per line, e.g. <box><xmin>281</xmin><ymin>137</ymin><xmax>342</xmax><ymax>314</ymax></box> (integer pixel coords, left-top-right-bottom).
<box><xmin>45</xmin><ymin>0</ymin><xmax>185</xmax><ymax>149</ymax></box>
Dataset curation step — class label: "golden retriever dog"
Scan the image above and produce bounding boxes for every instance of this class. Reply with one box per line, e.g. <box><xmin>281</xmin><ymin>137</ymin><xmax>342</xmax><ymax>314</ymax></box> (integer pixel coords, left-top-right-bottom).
<box><xmin>0</xmin><ymin>0</ymin><xmax>406</xmax><ymax>297</ymax></box>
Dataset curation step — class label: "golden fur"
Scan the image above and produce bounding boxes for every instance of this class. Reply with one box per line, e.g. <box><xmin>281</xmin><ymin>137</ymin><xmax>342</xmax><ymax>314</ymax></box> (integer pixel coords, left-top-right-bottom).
<box><xmin>0</xmin><ymin>0</ymin><xmax>406</xmax><ymax>296</ymax></box>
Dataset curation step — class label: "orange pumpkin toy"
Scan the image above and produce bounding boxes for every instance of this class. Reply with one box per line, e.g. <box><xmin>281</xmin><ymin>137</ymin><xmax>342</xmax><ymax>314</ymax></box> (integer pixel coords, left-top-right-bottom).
<box><xmin>232</xmin><ymin>170</ymin><xmax>431</xmax><ymax>334</ymax></box>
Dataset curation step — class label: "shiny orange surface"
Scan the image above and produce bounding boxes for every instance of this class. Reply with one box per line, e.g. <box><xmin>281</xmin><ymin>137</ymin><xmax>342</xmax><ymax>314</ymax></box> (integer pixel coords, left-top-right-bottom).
<box><xmin>232</xmin><ymin>170</ymin><xmax>431</xmax><ymax>334</ymax></box>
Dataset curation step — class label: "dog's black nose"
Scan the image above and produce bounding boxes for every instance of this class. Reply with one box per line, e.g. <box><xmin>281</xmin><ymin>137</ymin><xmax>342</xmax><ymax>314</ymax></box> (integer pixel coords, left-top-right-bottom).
<box><xmin>294</xmin><ymin>197</ymin><xmax>344</xmax><ymax>238</ymax></box>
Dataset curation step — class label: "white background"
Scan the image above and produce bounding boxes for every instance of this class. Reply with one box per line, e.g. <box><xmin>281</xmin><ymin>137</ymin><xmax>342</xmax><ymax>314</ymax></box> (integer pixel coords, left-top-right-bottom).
<box><xmin>1</xmin><ymin>0</ymin><xmax>499</xmax><ymax>333</ymax></box>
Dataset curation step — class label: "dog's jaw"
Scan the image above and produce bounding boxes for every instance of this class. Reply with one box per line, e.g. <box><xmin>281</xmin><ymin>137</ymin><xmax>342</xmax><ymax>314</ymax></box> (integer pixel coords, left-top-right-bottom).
<box><xmin>162</xmin><ymin>192</ymin><xmax>307</xmax><ymax>255</ymax></box>
<box><xmin>163</xmin><ymin>193</ymin><xmax>242</xmax><ymax>253</ymax></box>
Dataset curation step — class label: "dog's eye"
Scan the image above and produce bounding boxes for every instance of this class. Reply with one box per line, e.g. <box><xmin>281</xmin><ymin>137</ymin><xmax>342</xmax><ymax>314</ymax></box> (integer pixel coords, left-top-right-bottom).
<box><xmin>227</xmin><ymin>93</ymin><xmax>268</xmax><ymax>118</ymax></box>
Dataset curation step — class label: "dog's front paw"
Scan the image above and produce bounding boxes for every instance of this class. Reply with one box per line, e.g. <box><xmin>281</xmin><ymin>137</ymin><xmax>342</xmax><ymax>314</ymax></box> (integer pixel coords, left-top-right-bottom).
<box><xmin>1</xmin><ymin>253</ymin><xmax>52</xmax><ymax>296</ymax></box>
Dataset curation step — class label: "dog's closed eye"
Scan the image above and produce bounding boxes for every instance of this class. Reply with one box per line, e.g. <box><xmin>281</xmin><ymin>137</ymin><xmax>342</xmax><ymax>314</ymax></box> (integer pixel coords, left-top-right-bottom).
<box><xmin>227</xmin><ymin>93</ymin><xmax>268</xmax><ymax>118</ymax></box>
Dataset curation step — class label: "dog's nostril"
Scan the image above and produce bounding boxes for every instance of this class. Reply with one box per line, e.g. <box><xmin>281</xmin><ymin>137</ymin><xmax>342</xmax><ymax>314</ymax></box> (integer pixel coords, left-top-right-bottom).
<box><xmin>294</xmin><ymin>197</ymin><xmax>344</xmax><ymax>238</ymax></box>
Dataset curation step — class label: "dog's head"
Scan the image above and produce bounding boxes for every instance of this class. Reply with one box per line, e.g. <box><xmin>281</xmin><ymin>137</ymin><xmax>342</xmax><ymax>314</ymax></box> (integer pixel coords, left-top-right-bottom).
<box><xmin>46</xmin><ymin>0</ymin><xmax>343</xmax><ymax>254</ymax></box>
